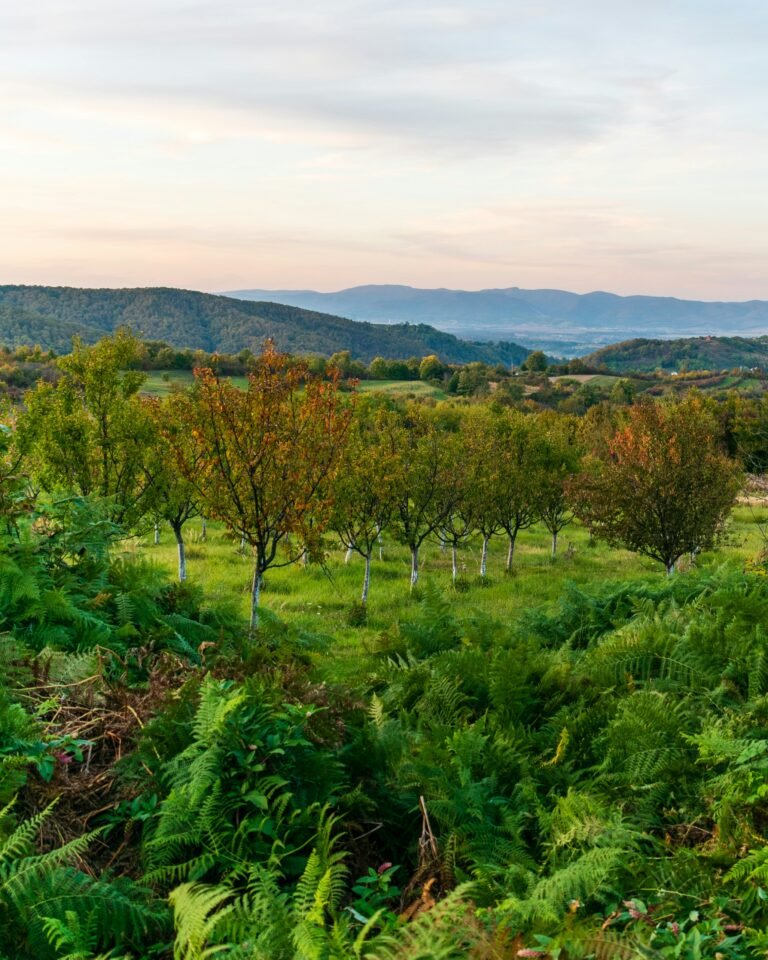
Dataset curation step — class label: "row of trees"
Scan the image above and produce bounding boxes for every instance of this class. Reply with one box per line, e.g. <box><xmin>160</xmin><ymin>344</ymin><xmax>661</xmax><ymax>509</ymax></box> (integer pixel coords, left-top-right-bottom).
<box><xmin>9</xmin><ymin>333</ymin><xmax>742</xmax><ymax>626</ymax></box>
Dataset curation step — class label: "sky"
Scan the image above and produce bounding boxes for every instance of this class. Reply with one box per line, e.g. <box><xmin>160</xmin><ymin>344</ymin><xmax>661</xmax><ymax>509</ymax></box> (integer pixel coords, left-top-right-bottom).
<box><xmin>1</xmin><ymin>0</ymin><xmax>767</xmax><ymax>300</ymax></box>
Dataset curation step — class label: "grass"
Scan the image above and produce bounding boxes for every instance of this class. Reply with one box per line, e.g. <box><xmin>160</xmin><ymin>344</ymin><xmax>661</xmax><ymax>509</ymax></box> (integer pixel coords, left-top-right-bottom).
<box><xmin>141</xmin><ymin>370</ymin><xmax>250</xmax><ymax>396</ymax></box>
<box><xmin>141</xmin><ymin>371</ymin><xmax>445</xmax><ymax>400</ymax></box>
<box><xmin>126</xmin><ymin>505</ymin><xmax>767</xmax><ymax>678</ymax></box>
<box><xmin>355</xmin><ymin>379</ymin><xmax>447</xmax><ymax>399</ymax></box>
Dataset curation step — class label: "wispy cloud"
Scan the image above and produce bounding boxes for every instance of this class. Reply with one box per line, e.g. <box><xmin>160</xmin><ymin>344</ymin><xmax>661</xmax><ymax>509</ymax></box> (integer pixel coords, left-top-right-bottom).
<box><xmin>0</xmin><ymin>1</ymin><xmax>766</xmax><ymax>296</ymax></box>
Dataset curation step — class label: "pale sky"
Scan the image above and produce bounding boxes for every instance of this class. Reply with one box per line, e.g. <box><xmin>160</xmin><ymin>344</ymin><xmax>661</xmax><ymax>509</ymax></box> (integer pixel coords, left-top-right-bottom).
<box><xmin>1</xmin><ymin>0</ymin><xmax>767</xmax><ymax>299</ymax></box>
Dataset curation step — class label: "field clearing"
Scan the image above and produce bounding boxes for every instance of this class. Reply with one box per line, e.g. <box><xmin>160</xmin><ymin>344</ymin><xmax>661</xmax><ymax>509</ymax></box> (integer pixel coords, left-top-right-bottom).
<box><xmin>549</xmin><ymin>374</ymin><xmax>621</xmax><ymax>386</ymax></box>
<box><xmin>355</xmin><ymin>379</ymin><xmax>446</xmax><ymax>399</ymax></box>
<box><xmin>141</xmin><ymin>370</ymin><xmax>247</xmax><ymax>395</ymax></box>
<box><xmin>127</xmin><ymin>504</ymin><xmax>766</xmax><ymax>679</ymax></box>
<box><xmin>141</xmin><ymin>370</ymin><xmax>445</xmax><ymax>400</ymax></box>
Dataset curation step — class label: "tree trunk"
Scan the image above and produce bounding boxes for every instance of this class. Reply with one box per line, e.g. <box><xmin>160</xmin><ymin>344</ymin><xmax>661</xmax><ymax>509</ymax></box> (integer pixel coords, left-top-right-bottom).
<box><xmin>666</xmin><ymin>560</ymin><xmax>675</xmax><ymax>576</ymax></box>
<box><xmin>377</xmin><ymin>525</ymin><xmax>384</xmax><ymax>561</ymax></box>
<box><xmin>361</xmin><ymin>551</ymin><xmax>372</xmax><ymax>604</ymax></box>
<box><xmin>173</xmin><ymin>524</ymin><xmax>186</xmax><ymax>581</ymax></box>
<box><xmin>551</xmin><ymin>530</ymin><xmax>558</xmax><ymax>557</ymax></box>
<box><xmin>439</xmin><ymin>533</ymin><xmax>447</xmax><ymax>552</ymax></box>
<box><xmin>410</xmin><ymin>545</ymin><xmax>419</xmax><ymax>589</ymax></box>
<box><xmin>345</xmin><ymin>543</ymin><xmax>354</xmax><ymax>564</ymax></box>
<box><xmin>250</xmin><ymin>557</ymin><xmax>262</xmax><ymax>629</ymax></box>
<box><xmin>153</xmin><ymin>522</ymin><xmax>160</xmax><ymax>546</ymax></box>
<box><xmin>200</xmin><ymin>517</ymin><xmax>207</xmax><ymax>542</ymax></box>
<box><xmin>505</xmin><ymin>532</ymin><xmax>517</xmax><ymax>573</ymax></box>
<box><xmin>452</xmin><ymin>543</ymin><xmax>458</xmax><ymax>584</ymax></box>
<box><xmin>480</xmin><ymin>535</ymin><xmax>489</xmax><ymax>577</ymax></box>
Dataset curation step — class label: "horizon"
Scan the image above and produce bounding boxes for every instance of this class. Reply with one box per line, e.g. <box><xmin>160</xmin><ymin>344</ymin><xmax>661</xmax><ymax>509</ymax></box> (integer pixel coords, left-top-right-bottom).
<box><xmin>2</xmin><ymin>2</ymin><xmax>767</xmax><ymax>300</ymax></box>
<box><xmin>4</xmin><ymin>279</ymin><xmax>768</xmax><ymax>308</ymax></box>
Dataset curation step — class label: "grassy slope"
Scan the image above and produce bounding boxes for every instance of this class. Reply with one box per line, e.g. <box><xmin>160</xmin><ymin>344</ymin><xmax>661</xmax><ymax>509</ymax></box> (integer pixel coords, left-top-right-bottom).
<box><xmin>127</xmin><ymin>506</ymin><xmax>765</xmax><ymax>678</ymax></box>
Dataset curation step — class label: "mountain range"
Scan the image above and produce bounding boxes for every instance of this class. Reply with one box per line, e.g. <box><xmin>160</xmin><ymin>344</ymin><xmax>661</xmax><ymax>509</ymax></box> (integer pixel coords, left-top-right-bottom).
<box><xmin>227</xmin><ymin>284</ymin><xmax>768</xmax><ymax>356</ymax></box>
<box><xmin>0</xmin><ymin>286</ymin><xmax>529</xmax><ymax>365</ymax></box>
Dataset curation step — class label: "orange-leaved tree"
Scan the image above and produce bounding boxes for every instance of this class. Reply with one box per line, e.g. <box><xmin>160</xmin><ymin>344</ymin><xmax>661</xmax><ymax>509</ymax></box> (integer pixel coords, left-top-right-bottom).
<box><xmin>165</xmin><ymin>343</ymin><xmax>352</xmax><ymax>626</ymax></box>
<box><xmin>570</xmin><ymin>395</ymin><xmax>742</xmax><ymax>575</ymax></box>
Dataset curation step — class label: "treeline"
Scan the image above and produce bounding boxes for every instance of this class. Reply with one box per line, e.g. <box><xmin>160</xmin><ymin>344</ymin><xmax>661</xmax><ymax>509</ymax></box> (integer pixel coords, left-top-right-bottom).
<box><xmin>586</xmin><ymin>334</ymin><xmax>768</xmax><ymax>373</ymax></box>
<box><xmin>8</xmin><ymin>332</ymin><xmax>745</xmax><ymax>622</ymax></box>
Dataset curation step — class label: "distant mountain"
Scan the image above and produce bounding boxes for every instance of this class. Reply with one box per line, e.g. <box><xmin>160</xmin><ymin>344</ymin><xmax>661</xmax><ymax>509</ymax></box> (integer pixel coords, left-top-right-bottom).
<box><xmin>0</xmin><ymin>286</ymin><xmax>530</xmax><ymax>365</ymax></box>
<box><xmin>226</xmin><ymin>284</ymin><xmax>768</xmax><ymax>356</ymax></box>
<box><xmin>584</xmin><ymin>336</ymin><xmax>768</xmax><ymax>373</ymax></box>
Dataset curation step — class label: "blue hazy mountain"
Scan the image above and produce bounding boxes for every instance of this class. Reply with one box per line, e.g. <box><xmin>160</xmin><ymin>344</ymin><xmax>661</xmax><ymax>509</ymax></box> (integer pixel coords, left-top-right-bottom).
<box><xmin>226</xmin><ymin>284</ymin><xmax>768</xmax><ymax>356</ymax></box>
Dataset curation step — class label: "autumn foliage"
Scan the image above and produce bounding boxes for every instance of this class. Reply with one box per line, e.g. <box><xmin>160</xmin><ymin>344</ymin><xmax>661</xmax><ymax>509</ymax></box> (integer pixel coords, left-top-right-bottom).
<box><xmin>571</xmin><ymin>395</ymin><xmax>742</xmax><ymax>573</ymax></box>
<box><xmin>164</xmin><ymin>343</ymin><xmax>352</xmax><ymax>623</ymax></box>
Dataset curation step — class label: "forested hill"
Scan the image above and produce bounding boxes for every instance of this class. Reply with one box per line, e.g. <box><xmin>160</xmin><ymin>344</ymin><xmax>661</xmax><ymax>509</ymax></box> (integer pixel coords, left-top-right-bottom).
<box><xmin>0</xmin><ymin>285</ymin><xmax>530</xmax><ymax>364</ymax></box>
<box><xmin>585</xmin><ymin>335</ymin><xmax>768</xmax><ymax>373</ymax></box>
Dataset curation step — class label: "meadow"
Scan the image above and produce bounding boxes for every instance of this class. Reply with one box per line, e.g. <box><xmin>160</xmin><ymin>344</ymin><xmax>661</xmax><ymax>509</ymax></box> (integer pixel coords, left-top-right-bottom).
<box><xmin>130</xmin><ymin>504</ymin><xmax>768</xmax><ymax>676</ymax></box>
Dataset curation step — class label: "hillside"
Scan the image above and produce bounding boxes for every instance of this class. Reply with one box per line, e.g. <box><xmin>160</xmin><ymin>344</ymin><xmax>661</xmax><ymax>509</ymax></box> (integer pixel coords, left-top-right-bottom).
<box><xmin>0</xmin><ymin>286</ymin><xmax>530</xmax><ymax>364</ymax></box>
<box><xmin>227</xmin><ymin>283</ymin><xmax>768</xmax><ymax>355</ymax></box>
<box><xmin>584</xmin><ymin>335</ymin><xmax>768</xmax><ymax>373</ymax></box>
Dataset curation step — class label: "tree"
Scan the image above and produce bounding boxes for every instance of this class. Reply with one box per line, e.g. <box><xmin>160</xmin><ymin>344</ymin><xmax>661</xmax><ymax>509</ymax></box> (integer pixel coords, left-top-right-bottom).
<box><xmin>457</xmin><ymin>408</ymin><xmax>506</xmax><ymax>577</ymax></box>
<box><xmin>145</xmin><ymin>394</ymin><xmax>202</xmax><ymax>581</ymax></box>
<box><xmin>419</xmin><ymin>354</ymin><xmax>445</xmax><ymax>382</ymax></box>
<box><xmin>570</xmin><ymin>396</ymin><xmax>742</xmax><ymax>574</ymax></box>
<box><xmin>330</xmin><ymin>404</ymin><xmax>398</xmax><ymax>605</ymax></box>
<box><xmin>522</xmin><ymin>350</ymin><xmax>548</xmax><ymax>373</ymax></box>
<box><xmin>536</xmin><ymin>413</ymin><xmax>581</xmax><ymax>557</ymax></box>
<box><xmin>387</xmin><ymin>404</ymin><xmax>457</xmax><ymax>588</ymax></box>
<box><xmin>495</xmin><ymin>410</ymin><xmax>545</xmax><ymax>572</ymax></box>
<box><xmin>16</xmin><ymin>330</ymin><xmax>156</xmax><ymax>530</ymax></box>
<box><xmin>165</xmin><ymin>344</ymin><xmax>351</xmax><ymax>627</ymax></box>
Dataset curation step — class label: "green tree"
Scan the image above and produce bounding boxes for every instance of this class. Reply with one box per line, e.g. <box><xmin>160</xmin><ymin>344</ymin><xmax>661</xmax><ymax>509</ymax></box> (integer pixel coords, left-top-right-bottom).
<box><xmin>536</xmin><ymin>413</ymin><xmax>582</xmax><ymax>557</ymax></box>
<box><xmin>419</xmin><ymin>354</ymin><xmax>445</xmax><ymax>382</ymax></box>
<box><xmin>457</xmin><ymin>408</ymin><xmax>506</xmax><ymax>577</ymax></box>
<box><xmin>522</xmin><ymin>350</ymin><xmax>548</xmax><ymax>372</ymax></box>
<box><xmin>496</xmin><ymin>410</ymin><xmax>546</xmax><ymax>572</ymax></box>
<box><xmin>330</xmin><ymin>404</ymin><xmax>398</xmax><ymax>605</ymax></box>
<box><xmin>387</xmin><ymin>404</ymin><xmax>457</xmax><ymax>587</ymax></box>
<box><xmin>145</xmin><ymin>393</ymin><xmax>202</xmax><ymax>581</ymax></box>
<box><xmin>571</xmin><ymin>396</ymin><xmax>742</xmax><ymax>574</ymax></box>
<box><xmin>17</xmin><ymin>330</ymin><xmax>156</xmax><ymax>530</ymax></box>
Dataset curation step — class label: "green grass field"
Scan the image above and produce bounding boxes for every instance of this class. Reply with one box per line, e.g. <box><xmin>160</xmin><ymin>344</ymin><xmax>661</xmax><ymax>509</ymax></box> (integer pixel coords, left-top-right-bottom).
<box><xmin>141</xmin><ymin>371</ymin><xmax>445</xmax><ymax>400</ymax></box>
<box><xmin>141</xmin><ymin>370</ymin><xmax>251</xmax><ymax>395</ymax></box>
<box><xmin>127</xmin><ymin>505</ymin><xmax>766</xmax><ymax>679</ymax></box>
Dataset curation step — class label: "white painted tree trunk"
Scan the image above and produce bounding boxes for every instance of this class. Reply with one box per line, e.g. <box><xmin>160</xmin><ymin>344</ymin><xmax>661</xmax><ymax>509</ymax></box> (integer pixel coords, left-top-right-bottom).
<box><xmin>250</xmin><ymin>560</ymin><xmax>262</xmax><ymax>629</ymax></box>
<box><xmin>345</xmin><ymin>543</ymin><xmax>354</xmax><ymax>564</ymax></box>
<box><xmin>174</xmin><ymin>527</ymin><xmax>186</xmax><ymax>581</ymax></box>
<box><xmin>154</xmin><ymin>523</ymin><xmax>160</xmax><ymax>545</ymax></box>
<box><xmin>452</xmin><ymin>543</ymin><xmax>458</xmax><ymax>584</ymax></box>
<box><xmin>439</xmin><ymin>533</ymin><xmax>447</xmax><ymax>552</ymax></box>
<box><xmin>480</xmin><ymin>536</ymin><xmax>489</xmax><ymax>577</ymax></box>
<box><xmin>377</xmin><ymin>525</ymin><xmax>384</xmax><ymax>561</ymax></box>
<box><xmin>361</xmin><ymin>551</ymin><xmax>372</xmax><ymax>604</ymax></box>
<box><xmin>666</xmin><ymin>561</ymin><xmax>675</xmax><ymax>577</ymax></box>
<box><xmin>410</xmin><ymin>546</ymin><xmax>419</xmax><ymax>588</ymax></box>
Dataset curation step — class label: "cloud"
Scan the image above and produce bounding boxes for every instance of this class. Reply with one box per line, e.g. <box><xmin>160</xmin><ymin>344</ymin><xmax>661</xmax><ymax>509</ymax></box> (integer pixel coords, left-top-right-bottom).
<box><xmin>0</xmin><ymin>1</ymin><xmax>691</xmax><ymax>159</ymax></box>
<box><xmin>1</xmin><ymin>1</ymin><xmax>768</xmax><ymax>297</ymax></box>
